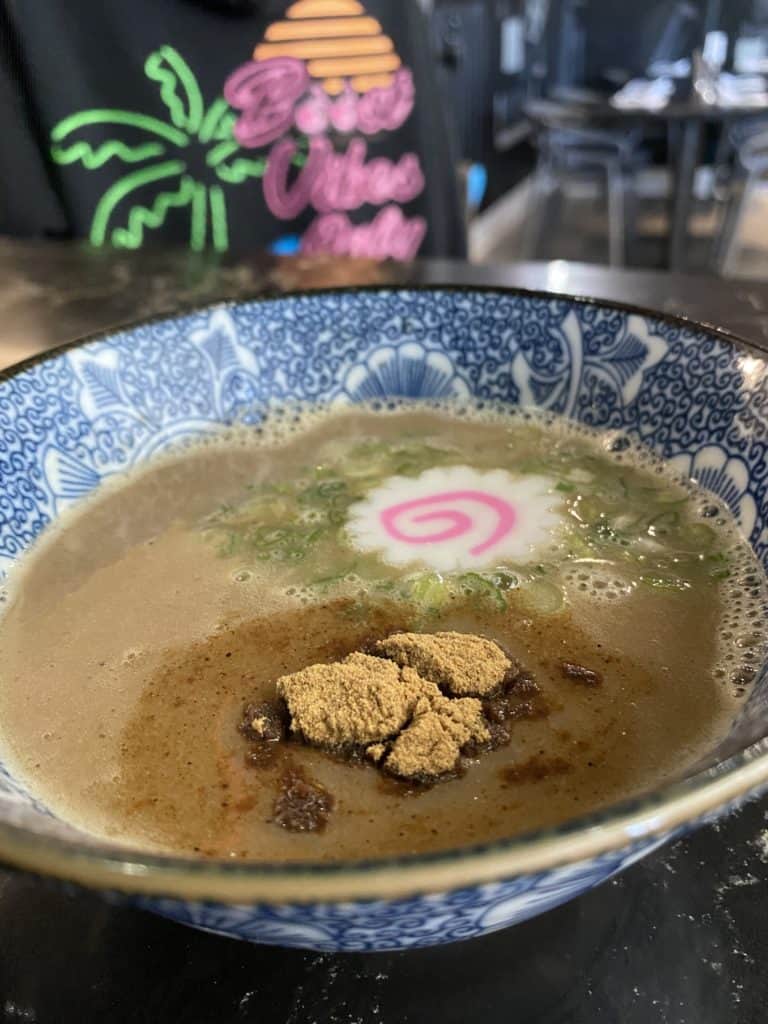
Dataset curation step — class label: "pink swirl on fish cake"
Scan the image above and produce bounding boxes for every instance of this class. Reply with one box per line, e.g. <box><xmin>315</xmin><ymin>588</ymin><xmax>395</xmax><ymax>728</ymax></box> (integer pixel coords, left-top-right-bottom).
<box><xmin>380</xmin><ymin>490</ymin><xmax>516</xmax><ymax>556</ymax></box>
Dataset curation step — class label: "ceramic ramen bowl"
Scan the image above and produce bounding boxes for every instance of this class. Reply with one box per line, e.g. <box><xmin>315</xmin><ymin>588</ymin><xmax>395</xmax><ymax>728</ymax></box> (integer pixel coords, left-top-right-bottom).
<box><xmin>1</xmin><ymin>286</ymin><xmax>768</xmax><ymax>952</ymax></box>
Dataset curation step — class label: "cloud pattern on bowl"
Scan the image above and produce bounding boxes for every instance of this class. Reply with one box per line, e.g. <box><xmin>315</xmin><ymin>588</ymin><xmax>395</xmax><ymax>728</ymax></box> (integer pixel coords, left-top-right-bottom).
<box><xmin>134</xmin><ymin>836</ymin><xmax>673</xmax><ymax>951</ymax></box>
<box><xmin>0</xmin><ymin>288</ymin><xmax>767</xmax><ymax>950</ymax></box>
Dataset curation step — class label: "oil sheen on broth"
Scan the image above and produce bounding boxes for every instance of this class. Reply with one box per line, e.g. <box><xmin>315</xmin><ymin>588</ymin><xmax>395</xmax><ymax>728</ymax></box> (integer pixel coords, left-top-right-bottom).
<box><xmin>0</xmin><ymin>405</ymin><xmax>764</xmax><ymax>862</ymax></box>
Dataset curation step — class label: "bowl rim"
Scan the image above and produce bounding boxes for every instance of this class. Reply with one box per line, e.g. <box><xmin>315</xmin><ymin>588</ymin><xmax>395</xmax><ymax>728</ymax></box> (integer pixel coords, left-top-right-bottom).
<box><xmin>1</xmin><ymin>281</ymin><xmax>767</xmax><ymax>904</ymax></box>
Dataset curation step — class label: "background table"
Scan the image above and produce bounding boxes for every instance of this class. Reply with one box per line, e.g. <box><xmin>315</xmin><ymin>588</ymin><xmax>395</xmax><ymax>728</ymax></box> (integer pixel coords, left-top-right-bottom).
<box><xmin>1</xmin><ymin>240</ymin><xmax>767</xmax><ymax>1024</ymax></box>
<box><xmin>523</xmin><ymin>96</ymin><xmax>768</xmax><ymax>272</ymax></box>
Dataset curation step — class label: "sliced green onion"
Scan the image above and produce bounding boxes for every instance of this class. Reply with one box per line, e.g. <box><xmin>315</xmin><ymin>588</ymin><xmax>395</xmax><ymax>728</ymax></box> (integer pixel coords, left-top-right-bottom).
<box><xmin>519</xmin><ymin>579</ymin><xmax>564</xmax><ymax>614</ymax></box>
<box><xmin>409</xmin><ymin>572</ymin><xmax>451</xmax><ymax>609</ymax></box>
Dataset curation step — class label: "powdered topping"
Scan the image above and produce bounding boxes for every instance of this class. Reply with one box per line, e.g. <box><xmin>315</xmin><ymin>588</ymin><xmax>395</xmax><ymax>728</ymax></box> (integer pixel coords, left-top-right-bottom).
<box><xmin>345</xmin><ymin>466</ymin><xmax>562</xmax><ymax>571</ymax></box>
<box><xmin>277</xmin><ymin>652</ymin><xmax>437</xmax><ymax>748</ymax></box>
<box><xmin>276</xmin><ymin>647</ymin><xmax>489</xmax><ymax>779</ymax></box>
<box><xmin>385</xmin><ymin>692</ymin><xmax>490</xmax><ymax>779</ymax></box>
<box><xmin>267</xmin><ymin>631</ymin><xmax>525</xmax><ymax>782</ymax></box>
<box><xmin>374</xmin><ymin>631</ymin><xmax>514</xmax><ymax>696</ymax></box>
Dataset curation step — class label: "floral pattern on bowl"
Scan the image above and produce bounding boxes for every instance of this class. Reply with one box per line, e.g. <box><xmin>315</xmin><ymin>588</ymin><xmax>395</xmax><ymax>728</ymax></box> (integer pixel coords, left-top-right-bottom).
<box><xmin>1</xmin><ymin>286</ymin><xmax>768</xmax><ymax>950</ymax></box>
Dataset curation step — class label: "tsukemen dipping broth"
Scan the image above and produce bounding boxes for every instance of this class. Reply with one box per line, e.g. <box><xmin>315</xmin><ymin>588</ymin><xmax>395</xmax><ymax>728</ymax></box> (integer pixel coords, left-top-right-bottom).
<box><xmin>0</xmin><ymin>404</ymin><xmax>764</xmax><ymax>861</ymax></box>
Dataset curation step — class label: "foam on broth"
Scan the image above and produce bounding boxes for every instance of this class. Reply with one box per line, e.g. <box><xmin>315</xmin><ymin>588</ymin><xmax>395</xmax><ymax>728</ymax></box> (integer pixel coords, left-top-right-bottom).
<box><xmin>0</xmin><ymin>403</ymin><xmax>765</xmax><ymax>861</ymax></box>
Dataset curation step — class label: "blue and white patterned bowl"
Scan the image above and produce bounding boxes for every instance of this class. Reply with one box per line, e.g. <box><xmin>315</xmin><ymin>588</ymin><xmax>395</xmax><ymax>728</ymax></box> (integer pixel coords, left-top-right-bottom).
<box><xmin>2</xmin><ymin>286</ymin><xmax>768</xmax><ymax>952</ymax></box>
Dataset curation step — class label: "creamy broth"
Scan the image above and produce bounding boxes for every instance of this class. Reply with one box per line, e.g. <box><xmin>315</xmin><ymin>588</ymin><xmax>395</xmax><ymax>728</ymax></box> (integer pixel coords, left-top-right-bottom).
<box><xmin>0</xmin><ymin>406</ymin><xmax>764</xmax><ymax>861</ymax></box>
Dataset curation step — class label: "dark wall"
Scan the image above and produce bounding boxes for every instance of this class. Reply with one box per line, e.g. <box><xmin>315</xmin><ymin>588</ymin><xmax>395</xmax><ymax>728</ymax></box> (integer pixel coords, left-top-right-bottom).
<box><xmin>431</xmin><ymin>0</ymin><xmax>535</xmax><ymax>161</ymax></box>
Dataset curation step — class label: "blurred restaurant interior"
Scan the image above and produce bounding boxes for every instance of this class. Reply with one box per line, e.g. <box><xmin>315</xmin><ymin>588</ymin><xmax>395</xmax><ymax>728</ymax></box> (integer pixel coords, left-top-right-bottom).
<box><xmin>4</xmin><ymin>4</ymin><xmax>768</xmax><ymax>1018</ymax></box>
<box><xmin>430</xmin><ymin>0</ymin><xmax>768</xmax><ymax>279</ymax></box>
<box><xmin>4</xmin><ymin>0</ymin><xmax>768</xmax><ymax>280</ymax></box>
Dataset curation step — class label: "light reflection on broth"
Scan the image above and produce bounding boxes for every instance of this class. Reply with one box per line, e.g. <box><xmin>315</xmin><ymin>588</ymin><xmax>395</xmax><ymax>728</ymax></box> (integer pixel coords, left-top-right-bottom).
<box><xmin>0</xmin><ymin>404</ymin><xmax>765</xmax><ymax>861</ymax></box>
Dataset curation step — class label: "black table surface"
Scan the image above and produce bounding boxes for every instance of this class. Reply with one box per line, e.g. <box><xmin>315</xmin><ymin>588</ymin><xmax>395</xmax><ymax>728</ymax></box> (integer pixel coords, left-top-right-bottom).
<box><xmin>1</xmin><ymin>241</ymin><xmax>768</xmax><ymax>1024</ymax></box>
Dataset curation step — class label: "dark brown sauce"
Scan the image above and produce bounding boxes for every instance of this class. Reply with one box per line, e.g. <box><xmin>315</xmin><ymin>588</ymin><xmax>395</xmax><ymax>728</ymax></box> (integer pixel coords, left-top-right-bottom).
<box><xmin>502</xmin><ymin>755</ymin><xmax>573</xmax><ymax>784</ymax></box>
<box><xmin>102</xmin><ymin>590</ymin><xmax>727</xmax><ymax>861</ymax></box>
<box><xmin>0</xmin><ymin>408</ymin><xmax>750</xmax><ymax>862</ymax></box>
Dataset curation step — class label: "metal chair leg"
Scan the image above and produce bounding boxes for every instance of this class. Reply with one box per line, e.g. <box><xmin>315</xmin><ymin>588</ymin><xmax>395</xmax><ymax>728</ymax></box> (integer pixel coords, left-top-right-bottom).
<box><xmin>716</xmin><ymin>172</ymin><xmax>756</xmax><ymax>277</ymax></box>
<box><xmin>606</xmin><ymin>158</ymin><xmax>626</xmax><ymax>267</ymax></box>
<box><xmin>521</xmin><ymin>157</ymin><xmax>557</xmax><ymax>259</ymax></box>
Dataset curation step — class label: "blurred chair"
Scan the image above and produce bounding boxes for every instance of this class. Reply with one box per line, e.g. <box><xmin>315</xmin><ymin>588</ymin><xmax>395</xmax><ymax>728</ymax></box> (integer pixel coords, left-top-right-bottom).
<box><xmin>550</xmin><ymin>0</ymin><xmax>588</xmax><ymax>100</ymax></box>
<box><xmin>520</xmin><ymin>0</ymin><xmax>696</xmax><ymax>267</ymax></box>
<box><xmin>713</xmin><ymin>126</ymin><xmax>768</xmax><ymax>276</ymax></box>
<box><xmin>521</xmin><ymin>121</ymin><xmax>644</xmax><ymax>266</ymax></box>
<box><xmin>712</xmin><ymin>113</ymin><xmax>768</xmax><ymax>193</ymax></box>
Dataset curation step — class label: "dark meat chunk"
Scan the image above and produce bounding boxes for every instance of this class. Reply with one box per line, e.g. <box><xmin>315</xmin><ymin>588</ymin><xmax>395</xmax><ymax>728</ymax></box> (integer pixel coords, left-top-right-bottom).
<box><xmin>506</xmin><ymin>671</ymin><xmax>540</xmax><ymax>698</ymax></box>
<box><xmin>485</xmin><ymin>671</ymin><xmax>541</xmax><ymax>722</ymax></box>
<box><xmin>560</xmin><ymin>661</ymin><xmax>602</xmax><ymax>687</ymax></box>
<box><xmin>485</xmin><ymin>696</ymin><xmax>548</xmax><ymax>723</ymax></box>
<box><xmin>507</xmin><ymin>698</ymin><xmax>549</xmax><ymax>720</ymax></box>
<box><xmin>483</xmin><ymin>719</ymin><xmax>511</xmax><ymax>750</ymax></box>
<box><xmin>239</xmin><ymin>700</ymin><xmax>288</xmax><ymax>742</ymax></box>
<box><xmin>482</xmin><ymin>666</ymin><xmax>549</xmax><ymax>734</ymax></box>
<box><xmin>272</xmin><ymin>767</ymin><xmax>334</xmax><ymax>832</ymax></box>
<box><xmin>483</xmin><ymin>694</ymin><xmax>513</xmax><ymax>725</ymax></box>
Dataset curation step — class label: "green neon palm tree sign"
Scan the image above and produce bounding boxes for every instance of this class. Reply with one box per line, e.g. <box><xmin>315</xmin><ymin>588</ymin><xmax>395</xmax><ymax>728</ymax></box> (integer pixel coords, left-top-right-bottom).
<box><xmin>50</xmin><ymin>45</ymin><xmax>271</xmax><ymax>251</ymax></box>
